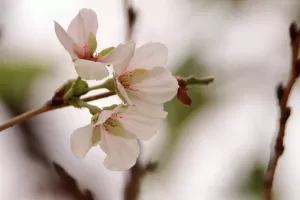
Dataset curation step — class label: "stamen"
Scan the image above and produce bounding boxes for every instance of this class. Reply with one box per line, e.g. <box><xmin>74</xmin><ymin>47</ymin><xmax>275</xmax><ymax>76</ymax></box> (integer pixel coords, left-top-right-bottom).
<box><xmin>118</xmin><ymin>72</ymin><xmax>138</xmax><ymax>91</ymax></box>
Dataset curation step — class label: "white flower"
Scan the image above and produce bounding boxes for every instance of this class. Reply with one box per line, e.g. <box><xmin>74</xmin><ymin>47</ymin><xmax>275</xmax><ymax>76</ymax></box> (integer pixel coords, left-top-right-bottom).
<box><xmin>55</xmin><ymin>8</ymin><xmax>98</xmax><ymax>60</ymax></box>
<box><xmin>70</xmin><ymin>105</ymin><xmax>166</xmax><ymax>170</ymax></box>
<box><xmin>75</xmin><ymin>41</ymin><xmax>179</xmax><ymax>106</ymax></box>
<box><xmin>55</xmin><ymin>8</ymin><xmax>109</xmax><ymax>80</ymax></box>
<box><xmin>114</xmin><ymin>42</ymin><xmax>179</xmax><ymax>107</ymax></box>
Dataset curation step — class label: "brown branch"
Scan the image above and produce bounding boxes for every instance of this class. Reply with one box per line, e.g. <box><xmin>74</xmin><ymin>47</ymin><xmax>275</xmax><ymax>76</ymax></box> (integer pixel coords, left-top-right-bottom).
<box><xmin>53</xmin><ymin>162</ymin><xmax>95</xmax><ymax>200</ymax></box>
<box><xmin>264</xmin><ymin>22</ymin><xmax>300</xmax><ymax>200</ymax></box>
<box><xmin>0</xmin><ymin>91</ymin><xmax>115</xmax><ymax>132</ymax></box>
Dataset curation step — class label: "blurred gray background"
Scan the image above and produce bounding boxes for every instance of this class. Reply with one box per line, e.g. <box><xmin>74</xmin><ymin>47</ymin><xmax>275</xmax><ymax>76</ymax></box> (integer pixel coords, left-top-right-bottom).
<box><xmin>0</xmin><ymin>0</ymin><xmax>300</xmax><ymax>199</ymax></box>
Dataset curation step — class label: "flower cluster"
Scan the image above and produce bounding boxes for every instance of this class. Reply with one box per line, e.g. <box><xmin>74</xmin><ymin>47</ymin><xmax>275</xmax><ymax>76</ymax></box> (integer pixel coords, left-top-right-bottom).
<box><xmin>55</xmin><ymin>9</ymin><xmax>179</xmax><ymax>170</ymax></box>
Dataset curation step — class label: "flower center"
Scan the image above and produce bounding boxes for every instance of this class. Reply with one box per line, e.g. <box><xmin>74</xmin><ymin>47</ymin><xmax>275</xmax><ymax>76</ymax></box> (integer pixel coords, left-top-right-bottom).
<box><xmin>118</xmin><ymin>72</ymin><xmax>138</xmax><ymax>91</ymax></box>
<box><xmin>79</xmin><ymin>46</ymin><xmax>96</xmax><ymax>60</ymax></box>
<box><xmin>102</xmin><ymin>117</ymin><xmax>124</xmax><ymax>136</ymax></box>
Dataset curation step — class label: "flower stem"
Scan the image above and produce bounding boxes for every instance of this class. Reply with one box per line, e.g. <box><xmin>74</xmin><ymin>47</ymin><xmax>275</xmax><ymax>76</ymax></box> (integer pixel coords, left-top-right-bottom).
<box><xmin>184</xmin><ymin>76</ymin><xmax>214</xmax><ymax>85</ymax></box>
<box><xmin>88</xmin><ymin>78</ymin><xmax>116</xmax><ymax>92</ymax></box>
<box><xmin>0</xmin><ymin>91</ymin><xmax>116</xmax><ymax>132</ymax></box>
<box><xmin>75</xmin><ymin>99</ymin><xmax>101</xmax><ymax>115</ymax></box>
<box><xmin>0</xmin><ymin>105</ymin><xmax>51</xmax><ymax>132</ymax></box>
<box><xmin>88</xmin><ymin>84</ymin><xmax>106</xmax><ymax>91</ymax></box>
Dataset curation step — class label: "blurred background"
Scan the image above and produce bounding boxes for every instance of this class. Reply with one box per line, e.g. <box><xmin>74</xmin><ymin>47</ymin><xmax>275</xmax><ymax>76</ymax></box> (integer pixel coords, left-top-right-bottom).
<box><xmin>1</xmin><ymin>0</ymin><xmax>300</xmax><ymax>199</ymax></box>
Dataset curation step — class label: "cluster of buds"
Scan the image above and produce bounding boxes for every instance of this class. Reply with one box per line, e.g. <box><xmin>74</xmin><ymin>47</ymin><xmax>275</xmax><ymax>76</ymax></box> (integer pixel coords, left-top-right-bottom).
<box><xmin>54</xmin><ymin>9</ymin><xmax>212</xmax><ymax>170</ymax></box>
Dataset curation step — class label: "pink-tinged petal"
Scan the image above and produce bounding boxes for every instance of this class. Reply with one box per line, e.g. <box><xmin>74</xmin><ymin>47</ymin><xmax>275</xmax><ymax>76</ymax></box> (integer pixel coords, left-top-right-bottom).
<box><xmin>74</xmin><ymin>59</ymin><xmax>109</xmax><ymax>80</ymax></box>
<box><xmin>70</xmin><ymin>124</ymin><xmax>94</xmax><ymax>158</ymax></box>
<box><xmin>54</xmin><ymin>21</ymin><xmax>78</xmax><ymax>60</ymax></box>
<box><xmin>100</xmin><ymin>130</ymin><xmax>140</xmax><ymax>171</ymax></box>
<box><xmin>67</xmin><ymin>9</ymin><xmax>98</xmax><ymax>47</ymax></box>
<box><xmin>129</xmin><ymin>67</ymin><xmax>178</xmax><ymax>104</ymax></box>
<box><xmin>128</xmin><ymin>42</ymin><xmax>168</xmax><ymax>70</ymax></box>
<box><xmin>101</xmin><ymin>41</ymin><xmax>136</xmax><ymax>76</ymax></box>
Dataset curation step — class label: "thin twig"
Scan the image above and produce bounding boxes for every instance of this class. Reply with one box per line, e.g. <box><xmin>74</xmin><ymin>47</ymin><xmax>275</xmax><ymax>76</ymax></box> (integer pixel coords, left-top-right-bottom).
<box><xmin>264</xmin><ymin>22</ymin><xmax>300</xmax><ymax>200</ymax></box>
<box><xmin>0</xmin><ymin>91</ymin><xmax>115</xmax><ymax>132</ymax></box>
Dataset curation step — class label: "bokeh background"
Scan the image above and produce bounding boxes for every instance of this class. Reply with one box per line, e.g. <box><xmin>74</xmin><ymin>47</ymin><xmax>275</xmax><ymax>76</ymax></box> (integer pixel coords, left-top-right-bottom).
<box><xmin>1</xmin><ymin>0</ymin><xmax>300</xmax><ymax>199</ymax></box>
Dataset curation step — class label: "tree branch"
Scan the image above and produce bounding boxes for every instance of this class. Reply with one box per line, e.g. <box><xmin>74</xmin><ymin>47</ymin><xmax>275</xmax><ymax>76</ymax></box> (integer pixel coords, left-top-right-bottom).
<box><xmin>264</xmin><ymin>22</ymin><xmax>300</xmax><ymax>200</ymax></box>
<box><xmin>0</xmin><ymin>91</ymin><xmax>115</xmax><ymax>132</ymax></box>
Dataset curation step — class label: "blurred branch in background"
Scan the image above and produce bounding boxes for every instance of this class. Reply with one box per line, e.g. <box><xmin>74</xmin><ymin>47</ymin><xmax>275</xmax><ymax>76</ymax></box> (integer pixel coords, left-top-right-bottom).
<box><xmin>264</xmin><ymin>23</ymin><xmax>300</xmax><ymax>200</ymax></box>
<box><xmin>124</xmin><ymin>162</ymin><xmax>157</xmax><ymax>200</ymax></box>
<box><xmin>53</xmin><ymin>162</ymin><xmax>95</xmax><ymax>200</ymax></box>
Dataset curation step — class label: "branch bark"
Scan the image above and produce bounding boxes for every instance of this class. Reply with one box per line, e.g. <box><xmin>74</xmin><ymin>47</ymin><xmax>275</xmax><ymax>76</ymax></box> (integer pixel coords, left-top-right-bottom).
<box><xmin>264</xmin><ymin>22</ymin><xmax>300</xmax><ymax>200</ymax></box>
<box><xmin>0</xmin><ymin>91</ymin><xmax>115</xmax><ymax>132</ymax></box>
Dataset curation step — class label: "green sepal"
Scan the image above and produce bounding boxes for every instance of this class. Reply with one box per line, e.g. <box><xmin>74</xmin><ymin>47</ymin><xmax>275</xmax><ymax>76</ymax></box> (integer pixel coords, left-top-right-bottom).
<box><xmin>63</xmin><ymin>79</ymin><xmax>89</xmax><ymax>99</ymax></box>
<box><xmin>97</xmin><ymin>47</ymin><xmax>115</xmax><ymax>59</ymax></box>
<box><xmin>88</xmin><ymin>32</ymin><xmax>97</xmax><ymax>53</ymax></box>
<box><xmin>68</xmin><ymin>98</ymin><xmax>101</xmax><ymax>115</ymax></box>
<box><xmin>67</xmin><ymin>97</ymin><xmax>84</xmax><ymax>109</ymax></box>
<box><xmin>73</xmin><ymin>79</ymin><xmax>89</xmax><ymax>97</ymax></box>
<box><xmin>102</xmin><ymin>104</ymin><xmax>119</xmax><ymax>111</ymax></box>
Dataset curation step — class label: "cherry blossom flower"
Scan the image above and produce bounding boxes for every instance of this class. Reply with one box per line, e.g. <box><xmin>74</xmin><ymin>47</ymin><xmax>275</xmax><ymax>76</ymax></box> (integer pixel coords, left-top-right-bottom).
<box><xmin>75</xmin><ymin>41</ymin><xmax>179</xmax><ymax>107</ymax></box>
<box><xmin>55</xmin><ymin>8</ymin><xmax>110</xmax><ymax>80</ymax></box>
<box><xmin>70</xmin><ymin>105</ymin><xmax>166</xmax><ymax>170</ymax></box>
<box><xmin>114</xmin><ymin>43</ymin><xmax>179</xmax><ymax>109</ymax></box>
<box><xmin>54</xmin><ymin>8</ymin><xmax>98</xmax><ymax>61</ymax></box>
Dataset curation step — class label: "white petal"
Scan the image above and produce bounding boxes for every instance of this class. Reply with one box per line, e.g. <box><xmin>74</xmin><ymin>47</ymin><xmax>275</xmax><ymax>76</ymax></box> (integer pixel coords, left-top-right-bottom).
<box><xmin>111</xmin><ymin>106</ymin><xmax>164</xmax><ymax>140</ymax></box>
<box><xmin>119</xmin><ymin>114</ymin><xmax>159</xmax><ymax>140</ymax></box>
<box><xmin>71</xmin><ymin>124</ymin><xmax>94</xmax><ymax>158</ymax></box>
<box><xmin>101</xmin><ymin>41</ymin><xmax>136</xmax><ymax>76</ymax></box>
<box><xmin>129</xmin><ymin>67</ymin><xmax>178</xmax><ymax>104</ymax></box>
<box><xmin>54</xmin><ymin>21</ymin><xmax>78</xmax><ymax>60</ymax></box>
<box><xmin>118</xmin><ymin>104</ymin><xmax>166</xmax><ymax>119</ymax></box>
<box><xmin>130</xmin><ymin>101</ymin><xmax>167</xmax><ymax>119</ymax></box>
<box><xmin>74</xmin><ymin>59</ymin><xmax>109</xmax><ymax>80</ymax></box>
<box><xmin>100</xmin><ymin>131</ymin><xmax>140</xmax><ymax>171</ymax></box>
<box><xmin>116</xmin><ymin>78</ymin><xmax>133</xmax><ymax>105</ymax></box>
<box><xmin>96</xmin><ymin>110</ymin><xmax>114</xmax><ymax>124</ymax></box>
<box><xmin>128</xmin><ymin>42</ymin><xmax>168</xmax><ymax>70</ymax></box>
<box><xmin>67</xmin><ymin>9</ymin><xmax>98</xmax><ymax>47</ymax></box>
